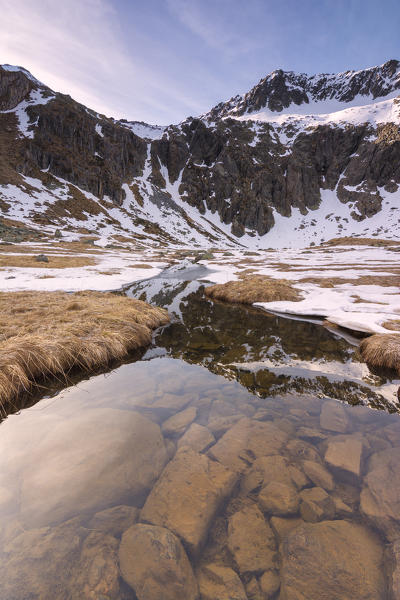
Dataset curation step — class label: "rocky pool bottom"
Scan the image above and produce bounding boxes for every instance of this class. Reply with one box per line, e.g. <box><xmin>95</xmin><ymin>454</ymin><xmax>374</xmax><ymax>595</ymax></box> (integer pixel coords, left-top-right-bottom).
<box><xmin>0</xmin><ymin>355</ymin><xmax>399</xmax><ymax>599</ymax></box>
<box><xmin>0</xmin><ymin>272</ymin><xmax>400</xmax><ymax>599</ymax></box>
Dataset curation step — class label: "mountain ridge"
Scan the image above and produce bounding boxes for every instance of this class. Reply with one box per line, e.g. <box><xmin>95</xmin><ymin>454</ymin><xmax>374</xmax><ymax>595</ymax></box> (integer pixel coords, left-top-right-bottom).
<box><xmin>0</xmin><ymin>60</ymin><xmax>399</xmax><ymax>248</ymax></box>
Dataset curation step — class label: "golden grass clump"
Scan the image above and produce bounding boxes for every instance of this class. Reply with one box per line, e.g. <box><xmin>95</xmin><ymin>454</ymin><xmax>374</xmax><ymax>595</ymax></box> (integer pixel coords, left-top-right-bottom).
<box><xmin>204</xmin><ymin>275</ymin><xmax>302</xmax><ymax>304</ymax></box>
<box><xmin>322</xmin><ymin>237</ymin><xmax>400</xmax><ymax>247</ymax></box>
<box><xmin>382</xmin><ymin>319</ymin><xmax>400</xmax><ymax>332</ymax></box>
<box><xmin>0</xmin><ymin>291</ymin><xmax>169</xmax><ymax>407</ymax></box>
<box><xmin>359</xmin><ymin>333</ymin><xmax>400</xmax><ymax>374</ymax></box>
<box><xmin>0</xmin><ymin>254</ymin><xmax>96</xmax><ymax>268</ymax></box>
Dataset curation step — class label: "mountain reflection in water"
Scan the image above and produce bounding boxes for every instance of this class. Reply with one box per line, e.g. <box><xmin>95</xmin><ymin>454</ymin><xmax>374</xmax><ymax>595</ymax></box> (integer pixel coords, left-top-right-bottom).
<box><xmin>127</xmin><ymin>275</ymin><xmax>400</xmax><ymax>412</ymax></box>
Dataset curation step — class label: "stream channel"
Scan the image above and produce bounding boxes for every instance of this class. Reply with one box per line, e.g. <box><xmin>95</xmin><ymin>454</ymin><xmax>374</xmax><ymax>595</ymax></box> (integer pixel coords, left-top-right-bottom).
<box><xmin>0</xmin><ymin>262</ymin><xmax>399</xmax><ymax>599</ymax></box>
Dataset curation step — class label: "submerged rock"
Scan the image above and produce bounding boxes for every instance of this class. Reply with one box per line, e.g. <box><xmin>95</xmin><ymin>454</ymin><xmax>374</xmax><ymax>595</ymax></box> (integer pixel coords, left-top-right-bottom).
<box><xmin>389</xmin><ymin>538</ymin><xmax>400</xmax><ymax>599</ymax></box>
<box><xmin>87</xmin><ymin>505</ymin><xmax>139</xmax><ymax>538</ymax></box>
<box><xmin>279</xmin><ymin>520</ymin><xmax>385</xmax><ymax>599</ymax></box>
<box><xmin>208</xmin><ymin>417</ymin><xmax>288</xmax><ymax>473</ymax></box>
<box><xmin>360</xmin><ymin>447</ymin><xmax>400</xmax><ymax>541</ymax></box>
<box><xmin>70</xmin><ymin>531</ymin><xmax>120</xmax><ymax>599</ymax></box>
<box><xmin>270</xmin><ymin>516</ymin><xmax>304</xmax><ymax>543</ymax></box>
<box><xmin>177</xmin><ymin>423</ymin><xmax>216</xmax><ymax>452</ymax></box>
<box><xmin>302</xmin><ymin>459</ymin><xmax>334</xmax><ymax>491</ymax></box>
<box><xmin>258</xmin><ymin>481</ymin><xmax>299</xmax><ymax>516</ymax></box>
<box><xmin>324</xmin><ymin>435</ymin><xmax>363</xmax><ymax>483</ymax></box>
<box><xmin>259</xmin><ymin>570</ymin><xmax>281</xmax><ymax>598</ymax></box>
<box><xmin>119</xmin><ymin>524</ymin><xmax>198</xmax><ymax>600</ymax></box>
<box><xmin>197</xmin><ymin>563</ymin><xmax>247</xmax><ymax>600</ymax></box>
<box><xmin>241</xmin><ymin>455</ymin><xmax>305</xmax><ymax>496</ymax></box>
<box><xmin>140</xmin><ymin>446</ymin><xmax>237</xmax><ymax>556</ymax></box>
<box><xmin>320</xmin><ymin>401</ymin><xmax>351</xmax><ymax>433</ymax></box>
<box><xmin>161</xmin><ymin>406</ymin><xmax>197</xmax><ymax>437</ymax></box>
<box><xmin>299</xmin><ymin>487</ymin><xmax>335</xmax><ymax>522</ymax></box>
<box><xmin>0</xmin><ymin>517</ymin><xmax>122</xmax><ymax>599</ymax></box>
<box><xmin>19</xmin><ymin>409</ymin><xmax>168</xmax><ymax>527</ymax></box>
<box><xmin>227</xmin><ymin>504</ymin><xmax>276</xmax><ymax>575</ymax></box>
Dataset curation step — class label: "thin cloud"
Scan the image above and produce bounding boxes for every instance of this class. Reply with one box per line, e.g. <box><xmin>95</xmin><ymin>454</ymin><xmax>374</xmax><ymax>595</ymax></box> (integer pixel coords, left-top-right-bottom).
<box><xmin>166</xmin><ymin>0</ymin><xmax>264</xmax><ymax>58</ymax></box>
<box><xmin>0</xmin><ymin>0</ymin><xmax>206</xmax><ymax>122</ymax></box>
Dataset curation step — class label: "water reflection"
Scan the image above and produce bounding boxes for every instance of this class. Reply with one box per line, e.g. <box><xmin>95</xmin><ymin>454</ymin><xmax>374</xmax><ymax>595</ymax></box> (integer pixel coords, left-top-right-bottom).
<box><xmin>127</xmin><ymin>276</ymin><xmax>400</xmax><ymax>411</ymax></box>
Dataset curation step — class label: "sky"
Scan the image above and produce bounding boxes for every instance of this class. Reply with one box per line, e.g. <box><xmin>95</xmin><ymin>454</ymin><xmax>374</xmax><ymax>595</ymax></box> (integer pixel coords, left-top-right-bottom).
<box><xmin>1</xmin><ymin>0</ymin><xmax>399</xmax><ymax>124</ymax></box>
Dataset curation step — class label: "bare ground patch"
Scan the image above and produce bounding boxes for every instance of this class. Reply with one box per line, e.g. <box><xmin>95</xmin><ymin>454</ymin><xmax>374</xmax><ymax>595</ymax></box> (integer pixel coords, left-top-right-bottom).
<box><xmin>0</xmin><ymin>291</ymin><xmax>169</xmax><ymax>407</ymax></box>
<box><xmin>205</xmin><ymin>275</ymin><xmax>302</xmax><ymax>304</ymax></box>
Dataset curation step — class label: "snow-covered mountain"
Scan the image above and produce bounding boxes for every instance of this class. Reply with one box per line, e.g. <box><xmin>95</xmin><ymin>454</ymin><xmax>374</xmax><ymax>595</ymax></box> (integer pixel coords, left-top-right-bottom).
<box><xmin>208</xmin><ymin>60</ymin><xmax>400</xmax><ymax>118</ymax></box>
<box><xmin>0</xmin><ymin>60</ymin><xmax>400</xmax><ymax>248</ymax></box>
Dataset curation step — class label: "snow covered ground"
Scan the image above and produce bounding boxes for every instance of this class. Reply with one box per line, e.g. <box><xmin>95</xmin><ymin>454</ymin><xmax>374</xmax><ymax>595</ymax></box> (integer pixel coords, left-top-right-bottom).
<box><xmin>1</xmin><ymin>240</ymin><xmax>398</xmax><ymax>338</ymax></box>
<box><xmin>200</xmin><ymin>244</ymin><xmax>400</xmax><ymax>335</ymax></box>
<box><xmin>0</xmin><ymin>244</ymin><xmax>167</xmax><ymax>292</ymax></box>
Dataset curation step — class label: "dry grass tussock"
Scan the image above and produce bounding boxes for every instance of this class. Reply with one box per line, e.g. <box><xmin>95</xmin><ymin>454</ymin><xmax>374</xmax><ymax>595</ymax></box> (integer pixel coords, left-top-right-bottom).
<box><xmin>299</xmin><ymin>274</ymin><xmax>400</xmax><ymax>288</ymax></box>
<box><xmin>382</xmin><ymin>319</ymin><xmax>400</xmax><ymax>332</ymax></box>
<box><xmin>0</xmin><ymin>254</ymin><xmax>96</xmax><ymax>268</ymax></box>
<box><xmin>0</xmin><ymin>291</ymin><xmax>169</xmax><ymax>407</ymax></box>
<box><xmin>322</xmin><ymin>237</ymin><xmax>400</xmax><ymax>247</ymax></box>
<box><xmin>359</xmin><ymin>334</ymin><xmax>400</xmax><ymax>374</ymax></box>
<box><xmin>205</xmin><ymin>275</ymin><xmax>302</xmax><ymax>304</ymax></box>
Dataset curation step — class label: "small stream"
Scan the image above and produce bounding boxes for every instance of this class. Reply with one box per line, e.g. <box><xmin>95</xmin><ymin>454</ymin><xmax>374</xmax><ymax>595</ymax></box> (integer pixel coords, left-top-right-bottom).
<box><xmin>0</xmin><ymin>264</ymin><xmax>399</xmax><ymax>599</ymax></box>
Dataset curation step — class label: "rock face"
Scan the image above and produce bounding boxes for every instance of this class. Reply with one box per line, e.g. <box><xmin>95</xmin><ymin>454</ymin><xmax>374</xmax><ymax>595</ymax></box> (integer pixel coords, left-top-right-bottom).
<box><xmin>279</xmin><ymin>520</ymin><xmax>385</xmax><ymax>599</ymax></box>
<box><xmin>140</xmin><ymin>446</ymin><xmax>237</xmax><ymax>556</ymax></box>
<box><xmin>119</xmin><ymin>524</ymin><xmax>199</xmax><ymax>600</ymax></box>
<box><xmin>19</xmin><ymin>409</ymin><xmax>168</xmax><ymax>527</ymax></box>
<box><xmin>360</xmin><ymin>447</ymin><xmax>400</xmax><ymax>541</ymax></box>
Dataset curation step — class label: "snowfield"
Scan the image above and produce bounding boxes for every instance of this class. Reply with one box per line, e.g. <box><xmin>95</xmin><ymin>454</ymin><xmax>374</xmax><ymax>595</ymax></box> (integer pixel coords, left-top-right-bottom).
<box><xmin>200</xmin><ymin>244</ymin><xmax>400</xmax><ymax>335</ymax></box>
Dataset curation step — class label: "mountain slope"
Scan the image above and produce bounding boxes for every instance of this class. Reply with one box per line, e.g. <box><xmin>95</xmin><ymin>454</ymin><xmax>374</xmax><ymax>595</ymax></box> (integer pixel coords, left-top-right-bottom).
<box><xmin>0</xmin><ymin>61</ymin><xmax>400</xmax><ymax>248</ymax></box>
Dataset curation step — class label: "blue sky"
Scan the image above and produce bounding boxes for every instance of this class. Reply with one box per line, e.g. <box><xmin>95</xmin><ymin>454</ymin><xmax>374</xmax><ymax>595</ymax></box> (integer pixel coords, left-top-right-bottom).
<box><xmin>1</xmin><ymin>0</ymin><xmax>399</xmax><ymax>123</ymax></box>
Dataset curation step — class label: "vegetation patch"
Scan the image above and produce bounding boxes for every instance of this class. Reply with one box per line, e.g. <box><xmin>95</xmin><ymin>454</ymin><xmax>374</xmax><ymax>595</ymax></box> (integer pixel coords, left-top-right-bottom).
<box><xmin>321</xmin><ymin>237</ymin><xmax>400</xmax><ymax>247</ymax></box>
<box><xmin>0</xmin><ymin>291</ymin><xmax>169</xmax><ymax>407</ymax></box>
<box><xmin>204</xmin><ymin>275</ymin><xmax>302</xmax><ymax>304</ymax></box>
<box><xmin>299</xmin><ymin>275</ymin><xmax>400</xmax><ymax>288</ymax></box>
<box><xmin>359</xmin><ymin>333</ymin><xmax>400</xmax><ymax>374</ymax></box>
<box><xmin>0</xmin><ymin>254</ymin><xmax>96</xmax><ymax>269</ymax></box>
<box><xmin>382</xmin><ymin>319</ymin><xmax>400</xmax><ymax>332</ymax></box>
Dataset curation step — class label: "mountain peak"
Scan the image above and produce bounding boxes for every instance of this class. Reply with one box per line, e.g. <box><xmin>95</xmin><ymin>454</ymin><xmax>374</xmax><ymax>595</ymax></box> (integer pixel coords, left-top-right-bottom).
<box><xmin>208</xmin><ymin>59</ymin><xmax>400</xmax><ymax>120</ymax></box>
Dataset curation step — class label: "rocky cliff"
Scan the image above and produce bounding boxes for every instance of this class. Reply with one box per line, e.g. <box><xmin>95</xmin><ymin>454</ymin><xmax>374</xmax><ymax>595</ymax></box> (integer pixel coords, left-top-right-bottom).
<box><xmin>0</xmin><ymin>61</ymin><xmax>400</xmax><ymax>247</ymax></box>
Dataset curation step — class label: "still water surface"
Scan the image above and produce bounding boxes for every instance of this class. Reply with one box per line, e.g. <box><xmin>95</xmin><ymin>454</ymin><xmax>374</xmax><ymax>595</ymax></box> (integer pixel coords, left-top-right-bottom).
<box><xmin>0</xmin><ymin>268</ymin><xmax>399</xmax><ymax>599</ymax></box>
